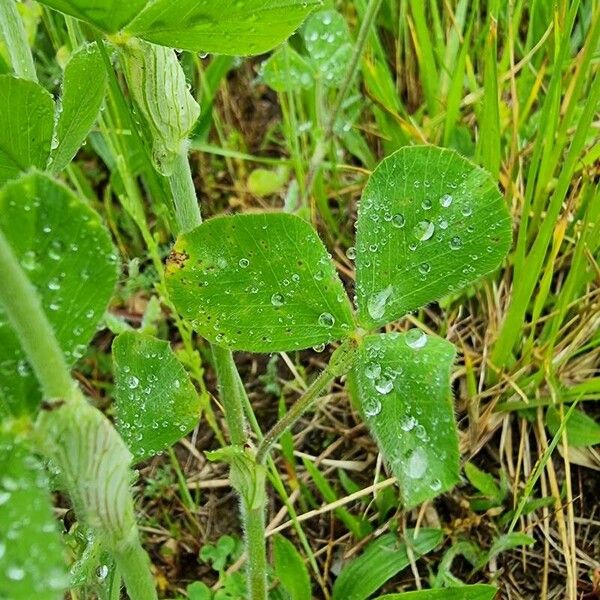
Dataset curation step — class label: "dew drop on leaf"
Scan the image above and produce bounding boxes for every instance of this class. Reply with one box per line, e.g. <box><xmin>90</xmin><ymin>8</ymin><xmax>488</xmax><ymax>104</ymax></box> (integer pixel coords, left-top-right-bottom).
<box><xmin>413</xmin><ymin>220</ymin><xmax>434</xmax><ymax>241</ymax></box>
<box><xmin>363</xmin><ymin>397</ymin><xmax>382</xmax><ymax>417</ymax></box>
<box><xmin>364</xmin><ymin>363</ymin><xmax>381</xmax><ymax>380</ymax></box>
<box><xmin>318</xmin><ymin>312</ymin><xmax>335</xmax><ymax>328</ymax></box>
<box><xmin>127</xmin><ymin>375</ymin><xmax>140</xmax><ymax>389</ymax></box>
<box><xmin>391</xmin><ymin>213</ymin><xmax>405</xmax><ymax>228</ymax></box>
<box><xmin>271</xmin><ymin>292</ymin><xmax>284</xmax><ymax>307</ymax></box>
<box><xmin>346</xmin><ymin>246</ymin><xmax>356</xmax><ymax>260</ymax></box>
<box><xmin>439</xmin><ymin>194</ymin><xmax>453</xmax><ymax>207</ymax></box>
<box><xmin>450</xmin><ymin>236</ymin><xmax>463</xmax><ymax>250</ymax></box>
<box><xmin>238</xmin><ymin>258</ymin><xmax>250</xmax><ymax>268</ymax></box>
<box><xmin>407</xmin><ymin>447</ymin><xmax>428</xmax><ymax>479</ymax></box>
<box><xmin>367</xmin><ymin>285</ymin><xmax>393</xmax><ymax>321</ymax></box>
<box><xmin>399</xmin><ymin>414</ymin><xmax>416</xmax><ymax>432</ymax></box>
<box><xmin>375</xmin><ymin>378</ymin><xmax>393</xmax><ymax>395</ymax></box>
<box><xmin>405</xmin><ymin>329</ymin><xmax>427</xmax><ymax>349</ymax></box>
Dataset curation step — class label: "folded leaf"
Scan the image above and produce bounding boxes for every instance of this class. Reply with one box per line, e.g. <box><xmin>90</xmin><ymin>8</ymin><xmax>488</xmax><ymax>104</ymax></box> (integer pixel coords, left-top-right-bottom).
<box><xmin>376</xmin><ymin>585</ymin><xmax>498</xmax><ymax>600</ymax></box>
<box><xmin>0</xmin><ymin>434</ymin><xmax>68</xmax><ymax>600</ymax></box>
<box><xmin>0</xmin><ymin>76</ymin><xmax>54</xmax><ymax>185</ymax></box>
<box><xmin>0</xmin><ymin>173</ymin><xmax>119</xmax><ymax>414</ymax></box>
<box><xmin>354</xmin><ymin>332</ymin><xmax>459</xmax><ymax>507</ymax></box>
<box><xmin>35</xmin><ymin>0</ymin><xmax>147</xmax><ymax>33</ymax></box>
<box><xmin>165</xmin><ymin>213</ymin><xmax>355</xmax><ymax>352</ymax></box>
<box><xmin>355</xmin><ymin>146</ymin><xmax>512</xmax><ymax>328</ymax></box>
<box><xmin>112</xmin><ymin>331</ymin><xmax>202</xmax><ymax>460</ymax></box>
<box><xmin>127</xmin><ymin>0</ymin><xmax>321</xmax><ymax>56</ymax></box>
<box><xmin>332</xmin><ymin>529</ymin><xmax>443</xmax><ymax>600</ymax></box>
<box><xmin>50</xmin><ymin>43</ymin><xmax>107</xmax><ymax>173</ymax></box>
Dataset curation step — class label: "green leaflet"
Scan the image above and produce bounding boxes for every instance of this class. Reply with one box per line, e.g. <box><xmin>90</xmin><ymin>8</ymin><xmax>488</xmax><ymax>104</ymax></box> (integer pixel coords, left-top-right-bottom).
<box><xmin>354</xmin><ymin>332</ymin><xmax>459</xmax><ymax>508</ymax></box>
<box><xmin>112</xmin><ymin>331</ymin><xmax>202</xmax><ymax>460</ymax></box>
<box><xmin>546</xmin><ymin>406</ymin><xmax>600</xmax><ymax>447</ymax></box>
<box><xmin>332</xmin><ymin>529</ymin><xmax>443</xmax><ymax>600</ymax></box>
<box><xmin>126</xmin><ymin>0</ymin><xmax>321</xmax><ymax>56</ymax></box>
<box><xmin>0</xmin><ymin>434</ymin><xmax>68</xmax><ymax>599</ymax></box>
<box><xmin>0</xmin><ymin>75</ymin><xmax>54</xmax><ymax>185</ymax></box>
<box><xmin>375</xmin><ymin>585</ymin><xmax>498</xmax><ymax>600</ymax></box>
<box><xmin>273</xmin><ymin>535</ymin><xmax>312</xmax><ymax>600</ymax></box>
<box><xmin>0</xmin><ymin>173</ymin><xmax>119</xmax><ymax>415</ymax></box>
<box><xmin>36</xmin><ymin>397</ymin><xmax>137</xmax><ymax>549</ymax></box>
<box><xmin>355</xmin><ymin>146</ymin><xmax>512</xmax><ymax>328</ymax></box>
<box><xmin>262</xmin><ymin>9</ymin><xmax>353</xmax><ymax>91</ymax></box>
<box><xmin>165</xmin><ymin>213</ymin><xmax>355</xmax><ymax>353</ymax></box>
<box><xmin>50</xmin><ymin>42</ymin><xmax>108</xmax><ymax>173</ymax></box>
<box><xmin>120</xmin><ymin>39</ymin><xmax>200</xmax><ymax>176</ymax></box>
<box><xmin>34</xmin><ymin>0</ymin><xmax>147</xmax><ymax>33</ymax></box>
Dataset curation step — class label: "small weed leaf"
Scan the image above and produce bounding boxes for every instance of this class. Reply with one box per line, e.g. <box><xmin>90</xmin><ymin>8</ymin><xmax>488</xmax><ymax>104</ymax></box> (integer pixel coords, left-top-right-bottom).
<box><xmin>34</xmin><ymin>0</ymin><xmax>147</xmax><ymax>33</ymax></box>
<box><xmin>0</xmin><ymin>76</ymin><xmax>54</xmax><ymax>186</ymax></box>
<box><xmin>112</xmin><ymin>331</ymin><xmax>202</xmax><ymax>461</ymax></box>
<box><xmin>0</xmin><ymin>434</ymin><xmax>68</xmax><ymax>599</ymax></box>
<box><xmin>0</xmin><ymin>173</ymin><xmax>119</xmax><ymax>415</ymax></box>
<box><xmin>355</xmin><ymin>145</ymin><xmax>512</xmax><ymax>328</ymax></box>
<box><xmin>50</xmin><ymin>42</ymin><xmax>108</xmax><ymax>174</ymax></box>
<box><xmin>261</xmin><ymin>44</ymin><xmax>315</xmax><ymax>92</ymax></box>
<box><xmin>273</xmin><ymin>535</ymin><xmax>312</xmax><ymax>600</ymax></box>
<box><xmin>165</xmin><ymin>213</ymin><xmax>355</xmax><ymax>353</ymax></box>
<box><xmin>375</xmin><ymin>584</ymin><xmax>498</xmax><ymax>600</ymax></box>
<box><xmin>332</xmin><ymin>529</ymin><xmax>443</xmax><ymax>600</ymax></box>
<box><xmin>126</xmin><ymin>0</ymin><xmax>322</xmax><ymax>56</ymax></box>
<box><xmin>354</xmin><ymin>332</ymin><xmax>459</xmax><ymax>508</ymax></box>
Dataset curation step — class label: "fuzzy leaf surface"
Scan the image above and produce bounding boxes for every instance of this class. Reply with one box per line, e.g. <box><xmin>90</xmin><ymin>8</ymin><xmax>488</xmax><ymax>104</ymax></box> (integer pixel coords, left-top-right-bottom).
<box><xmin>355</xmin><ymin>146</ymin><xmax>512</xmax><ymax>328</ymax></box>
<box><xmin>0</xmin><ymin>173</ymin><xmax>119</xmax><ymax>415</ymax></box>
<box><xmin>0</xmin><ymin>435</ymin><xmax>68</xmax><ymax>599</ymax></box>
<box><xmin>113</xmin><ymin>331</ymin><xmax>201</xmax><ymax>460</ymax></box>
<box><xmin>127</xmin><ymin>0</ymin><xmax>321</xmax><ymax>56</ymax></box>
<box><xmin>0</xmin><ymin>76</ymin><xmax>54</xmax><ymax>185</ymax></box>
<box><xmin>354</xmin><ymin>332</ymin><xmax>459</xmax><ymax>507</ymax></box>
<box><xmin>165</xmin><ymin>213</ymin><xmax>354</xmax><ymax>352</ymax></box>
<box><xmin>51</xmin><ymin>43</ymin><xmax>107</xmax><ymax>173</ymax></box>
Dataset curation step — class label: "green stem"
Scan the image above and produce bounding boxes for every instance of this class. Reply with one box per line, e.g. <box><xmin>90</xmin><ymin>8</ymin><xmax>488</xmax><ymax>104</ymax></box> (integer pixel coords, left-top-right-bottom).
<box><xmin>256</xmin><ymin>339</ymin><xmax>356</xmax><ymax>464</ymax></box>
<box><xmin>0</xmin><ymin>229</ymin><xmax>76</xmax><ymax>402</ymax></box>
<box><xmin>169</xmin><ymin>149</ymin><xmax>202</xmax><ymax>233</ymax></box>
<box><xmin>0</xmin><ymin>0</ymin><xmax>37</xmax><ymax>81</ymax></box>
<box><xmin>114</xmin><ymin>539</ymin><xmax>158</xmax><ymax>600</ymax></box>
<box><xmin>244</xmin><ymin>506</ymin><xmax>268</xmax><ymax>599</ymax></box>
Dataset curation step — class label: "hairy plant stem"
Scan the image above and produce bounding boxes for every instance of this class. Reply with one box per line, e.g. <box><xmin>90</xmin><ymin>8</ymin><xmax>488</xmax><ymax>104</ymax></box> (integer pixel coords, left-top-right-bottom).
<box><xmin>256</xmin><ymin>339</ymin><xmax>357</xmax><ymax>464</ymax></box>
<box><xmin>114</xmin><ymin>540</ymin><xmax>159</xmax><ymax>600</ymax></box>
<box><xmin>0</xmin><ymin>230</ymin><xmax>76</xmax><ymax>402</ymax></box>
<box><xmin>0</xmin><ymin>0</ymin><xmax>37</xmax><ymax>81</ymax></box>
<box><xmin>302</xmin><ymin>0</ymin><xmax>383</xmax><ymax>203</ymax></box>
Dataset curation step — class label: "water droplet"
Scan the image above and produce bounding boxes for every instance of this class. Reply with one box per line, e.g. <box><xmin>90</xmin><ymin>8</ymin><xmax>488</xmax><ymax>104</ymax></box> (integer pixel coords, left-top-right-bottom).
<box><xmin>48</xmin><ymin>278</ymin><xmax>61</xmax><ymax>291</ymax></box>
<box><xmin>20</xmin><ymin>251</ymin><xmax>37</xmax><ymax>271</ymax></box>
<box><xmin>421</xmin><ymin>198</ymin><xmax>432</xmax><ymax>210</ymax></box>
<box><xmin>391</xmin><ymin>214</ymin><xmax>405</xmax><ymax>228</ymax></box>
<box><xmin>363</xmin><ymin>397</ymin><xmax>382</xmax><ymax>417</ymax></box>
<box><xmin>364</xmin><ymin>363</ymin><xmax>381</xmax><ymax>380</ymax></box>
<box><xmin>318</xmin><ymin>312</ymin><xmax>335</xmax><ymax>328</ymax></box>
<box><xmin>407</xmin><ymin>448</ymin><xmax>428</xmax><ymax>479</ymax></box>
<box><xmin>406</xmin><ymin>329</ymin><xmax>427</xmax><ymax>349</ymax></box>
<box><xmin>7</xmin><ymin>566</ymin><xmax>25</xmax><ymax>581</ymax></box>
<box><xmin>271</xmin><ymin>293</ymin><xmax>284</xmax><ymax>307</ymax></box>
<box><xmin>367</xmin><ymin>285</ymin><xmax>393</xmax><ymax>321</ymax></box>
<box><xmin>430</xmin><ymin>478</ymin><xmax>442</xmax><ymax>491</ymax></box>
<box><xmin>449</xmin><ymin>236</ymin><xmax>463</xmax><ymax>250</ymax></box>
<box><xmin>96</xmin><ymin>565</ymin><xmax>109</xmax><ymax>581</ymax></box>
<box><xmin>461</xmin><ymin>205</ymin><xmax>473</xmax><ymax>217</ymax></box>
<box><xmin>413</xmin><ymin>220</ymin><xmax>434</xmax><ymax>241</ymax></box>
<box><xmin>375</xmin><ymin>378</ymin><xmax>393</xmax><ymax>395</ymax></box>
<box><xmin>418</xmin><ymin>263</ymin><xmax>430</xmax><ymax>275</ymax></box>
<box><xmin>127</xmin><ymin>376</ymin><xmax>139</xmax><ymax>389</ymax></box>
<box><xmin>439</xmin><ymin>194</ymin><xmax>453</xmax><ymax>207</ymax></box>
<box><xmin>346</xmin><ymin>246</ymin><xmax>356</xmax><ymax>260</ymax></box>
<box><xmin>399</xmin><ymin>415</ymin><xmax>416</xmax><ymax>432</ymax></box>
<box><xmin>238</xmin><ymin>258</ymin><xmax>249</xmax><ymax>268</ymax></box>
<box><xmin>312</xmin><ymin>343</ymin><xmax>325</xmax><ymax>353</ymax></box>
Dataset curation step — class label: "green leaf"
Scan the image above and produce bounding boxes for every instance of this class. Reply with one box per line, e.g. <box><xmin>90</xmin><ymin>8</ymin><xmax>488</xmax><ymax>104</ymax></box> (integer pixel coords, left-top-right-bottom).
<box><xmin>0</xmin><ymin>76</ymin><xmax>54</xmax><ymax>186</ymax></box>
<box><xmin>331</xmin><ymin>529</ymin><xmax>443</xmax><ymax>600</ymax></box>
<box><xmin>0</xmin><ymin>434</ymin><xmax>68</xmax><ymax>599</ymax></box>
<box><xmin>302</xmin><ymin>10</ymin><xmax>353</xmax><ymax>87</ymax></box>
<box><xmin>261</xmin><ymin>45</ymin><xmax>314</xmax><ymax>92</ymax></box>
<box><xmin>354</xmin><ymin>332</ymin><xmax>459</xmax><ymax>508</ymax></box>
<box><xmin>0</xmin><ymin>173</ymin><xmax>119</xmax><ymax>415</ymax></box>
<box><xmin>464</xmin><ymin>463</ymin><xmax>502</xmax><ymax>499</ymax></box>
<box><xmin>355</xmin><ymin>146</ymin><xmax>512</xmax><ymax>328</ymax></box>
<box><xmin>546</xmin><ymin>406</ymin><xmax>600</xmax><ymax>447</ymax></box>
<box><xmin>165</xmin><ymin>213</ymin><xmax>354</xmax><ymax>353</ymax></box>
<box><xmin>126</xmin><ymin>0</ymin><xmax>321</xmax><ymax>56</ymax></box>
<box><xmin>50</xmin><ymin>43</ymin><xmax>108</xmax><ymax>173</ymax></box>
<box><xmin>273</xmin><ymin>535</ymin><xmax>312</xmax><ymax>600</ymax></box>
<box><xmin>34</xmin><ymin>0</ymin><xmax>148</xmax><ymax>33</ymax></box>
<box><xmin>247</xmin><ymin>166</ymin><xmax>289</xmax><ymax>197</ymax></box>
<box><xmin>112</xmin><ymin>331</ymin><xmax>201</xmax><ymax>460</ymax></box>
<box><xmin>375</xmin><ymin>585</ymin><xmax>498</xmax><ymax>600</ymax></box>
<box><xmin>486</xmin><ymin>533</ymin><xmax>534</xmax><ymax>563</ymax></box>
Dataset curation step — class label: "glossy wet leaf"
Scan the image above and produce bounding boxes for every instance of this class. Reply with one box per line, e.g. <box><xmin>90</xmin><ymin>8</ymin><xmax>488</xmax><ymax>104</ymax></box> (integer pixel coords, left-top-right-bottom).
<box><xmin>50</xmin><ymin>43</ymin><xmax>107</xmax><ymax>173</ymax></box>
<box><xmin>34</xmin><ymin>0</ymin><xmax>147</xmax><ymax>33</ymax></box>
<box><xmin>273</xmin><ymin>534</ymin><xmax>311</xmax><ymax>600</ymax></box>
<box><xmin>112</xmin><ymin>331</ymin><xmax>201</xmax><ymax>460</ymax></box>
<box><xmin>165</xmin><ymin>213</ymin><xmax>354</xmax><ymax>352</ymax></box>
<box><xmin>261</xmin><ymin>44</ymin><xmax>314</xmax><ymax>92</ymax></box>
<box><xmin>127</xmin><ymin>0</ymin><xmax>321</xmax><ymax>56</ymax></box>
<box><xmin>0</xmin><ymin>434</ymin><xmax>68</xmax><ymax>599</ymax></box>
<box><xmin>331</xmin><ymin>529</ymin><xmax>443</xmax><ymax>600</ymax></box>
<box><xmin>0</xmin><ymin>76</ymin><xmax>54</xmax><ymax>186</ymax></box>
<box><xmin>0</xmin><ymin>173</ymin><xmax>119</xmax><ymax>415</ymax></box>
<box><xmin>355</xmin><ymin>146</ymin><xmax>512</xmax><ymax>328</ymax></box>
<box><xmin>376</xmin><ymin>585</ymin><xmax>498</xmax><ymax>600</ymax></box>
<box><xmin>302</xmin><ymin>9</ymin><xmax>353</xmax><ymax>87</ymax></box>
<box><xmin>354</xmin><ymin>332</ymin><xmax>459</xmax><ymax>508</ymax></box>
